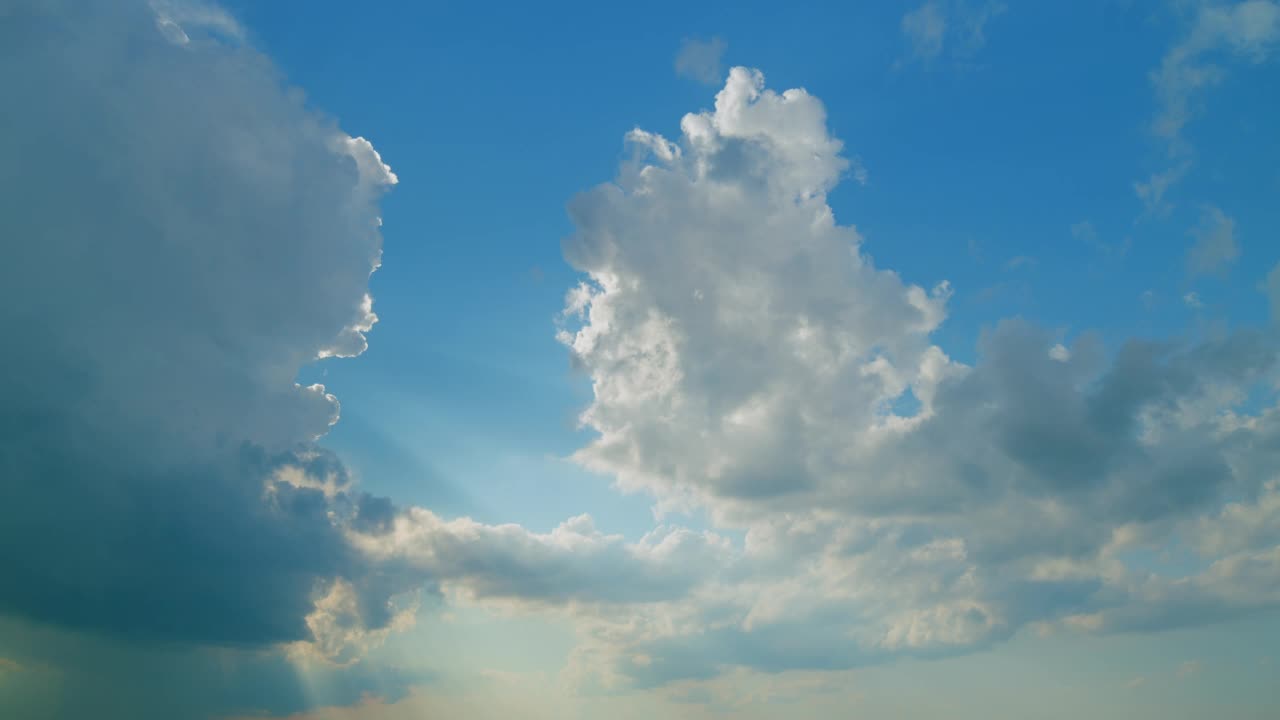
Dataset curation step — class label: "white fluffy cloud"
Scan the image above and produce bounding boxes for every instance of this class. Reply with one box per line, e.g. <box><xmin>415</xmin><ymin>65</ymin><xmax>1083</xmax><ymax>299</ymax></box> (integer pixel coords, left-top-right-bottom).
<box><xmin>551</xmin><ymin>66</ymin><xmax>1280</xmax><ymax>687</ymax></box>
<box><xmin>560</xmin><ymin>67</ymin><xmax>950</xmax><ymax>517</ymax></box>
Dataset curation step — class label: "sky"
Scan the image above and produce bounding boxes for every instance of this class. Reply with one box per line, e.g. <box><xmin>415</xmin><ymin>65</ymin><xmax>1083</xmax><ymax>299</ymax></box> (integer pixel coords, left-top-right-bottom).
<box><xmin>1</xmin><ymin>0</ymin><xmax>1280</xmax><ymax>718</ymax></box>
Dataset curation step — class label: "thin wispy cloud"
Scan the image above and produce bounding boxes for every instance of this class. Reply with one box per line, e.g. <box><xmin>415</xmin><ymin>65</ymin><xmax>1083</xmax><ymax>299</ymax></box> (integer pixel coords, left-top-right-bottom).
<box><xmin>1138</xmin><ymin>0</ymin><xmax>1280</xmax><ymax>213</ymax></box>
<box><xmin>900</xmin><ymin>0</ymin><xmax>1006</xmax><ymax>65</ymax></box>
<box><xmin>675</xmin><ymin>36</ymin><xmax>728</xmax><ymax>85</ymax></box>
<box><xmin>903</xmin><ymin>2</ymin><xmax>948</xmax><ymax>60</ymax></box>
<box><xmin>1187</xmin><ymin>205</ymin><xmax>1240</xmax><ymax>276</ymax></box>
<box><xmin>1176</xmin><ymin>659</ymin><xmax>1204</xmax><ymax>678</ymax></box>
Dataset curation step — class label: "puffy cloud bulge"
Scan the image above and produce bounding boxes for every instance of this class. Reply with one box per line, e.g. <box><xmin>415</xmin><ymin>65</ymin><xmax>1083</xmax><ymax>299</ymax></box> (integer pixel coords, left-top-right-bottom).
<box><xmin>558</xmin><ymin>67</ymin><xmax>1280</xmax><ymax>685</ymax></box>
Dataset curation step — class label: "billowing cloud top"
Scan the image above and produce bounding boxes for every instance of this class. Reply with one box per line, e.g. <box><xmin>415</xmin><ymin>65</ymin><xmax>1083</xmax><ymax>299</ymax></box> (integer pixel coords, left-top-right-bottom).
<box><xmin>555</xmin><ymin>65</ymin><xmax>1280</xmax><ymax>686</ymax></box>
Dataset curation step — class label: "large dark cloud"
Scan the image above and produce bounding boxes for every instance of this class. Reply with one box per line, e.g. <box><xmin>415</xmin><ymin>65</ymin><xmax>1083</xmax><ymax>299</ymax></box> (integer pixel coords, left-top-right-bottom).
<box><xmin>0</xmin><ymin>8</ymin><xmax>741</xmax><ymax>708</ymax></box>
<box><xmin>0</xmin><ymin>615</ymin><xmax>425</xmax><ymax>720</ymax></box>
<box><xmin>0</xmin><ymin>0</ymin><xmax>405</xmax><ymax>653</ymax></box>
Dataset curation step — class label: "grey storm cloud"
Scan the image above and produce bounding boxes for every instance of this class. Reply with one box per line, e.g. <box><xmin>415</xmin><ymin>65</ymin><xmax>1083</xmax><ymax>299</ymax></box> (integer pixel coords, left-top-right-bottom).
<box><xmin>0</xmin><ymin>7</ymin><xmax>741</xmax><ymax>712</ymax></box>
<box><xmin>0</xmin><ymin>0</ymin><xmax>406</xmax><ymax>654</ymax></box>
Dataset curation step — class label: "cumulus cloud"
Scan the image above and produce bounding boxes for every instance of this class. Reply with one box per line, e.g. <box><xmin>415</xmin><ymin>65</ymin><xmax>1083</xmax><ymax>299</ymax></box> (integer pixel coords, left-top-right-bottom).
<box><xmin>675</xmin><ymin>36</ymin><xmax>728</xmax><ymax>85</ymax></box>
<box><xmin>0</xmin><ymin>0</ymin><xmax>403</xmax><ymax>657</ymax></box>
<box><xmin>0</xmin><ymin>9</ymin><xmax>828</xmax><ymax>708</ymax></box>
<box><xmin>1</xmin><ymin>4</ymin><xmax>661</xmax><ymax>708</ymax></box>
<box><xmin>554</xmin><ymin>66</ymin><xmax>1280</xmax><ymax>687</ymax></box>
<box><xmin>560</xmin><ymin>67</ymin><xmax>949</xmax><ymax>513</ymax></box>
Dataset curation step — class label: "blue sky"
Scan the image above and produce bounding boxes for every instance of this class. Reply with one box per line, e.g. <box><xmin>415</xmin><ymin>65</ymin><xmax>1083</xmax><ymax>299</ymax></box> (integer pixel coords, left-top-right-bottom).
<box><xmin>2</xmin><ymin>1</ymin><xmax>1280</xmax><ymax>718</ymax></box>
<box><xmin>237</xmin><ymin>0</ymin><xmax>1280</xmax><ymax>529</ymax></box>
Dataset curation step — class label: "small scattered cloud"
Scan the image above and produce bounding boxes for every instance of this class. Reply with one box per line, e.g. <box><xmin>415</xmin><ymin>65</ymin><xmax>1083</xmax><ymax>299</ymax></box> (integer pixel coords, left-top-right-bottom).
<box><xmin>957</xmin><ymin>0</ymin><xmax>1007</xmax><ymax>56</ymax></box>
<box><xmin>149</xmin><ymin>0</ymin><xmax>245</xmax><ymax>44</ymax></box>
<box><xmin>1184</xmin><ymin>291</ymin><xmax>1204</xmax><ymax>308</ymax></box>
<box><xmin>850</xmin><ymin>155</ymin><xmax>870</xmax><ymax>186</ymax></box>
<box><xmin>1139</xmin><ymin>1</ymin><xmax>1280</xmax><ymax>212</ymax></box>
<box><xmin>1266</xmin><ymin>263</ymin><xmax>1280</xmax><ymax>321</ymax></box>
<box><xmin>1176</xmin><ymin>660</ymin><xmax>1203</xmax><ymax>678</ymax></box>
<box><xmin>675</xmin><ymin>36</ymin><xmax>728</xmax><ymax>85</ymax></box>
<box><xmin>1004</xmin><ymin>255</ymin><xmax>1037</xmax><ymax>271</ymax></box>
<box><xmin>1073</xmin><ymin>220</ymin><xmax>1131</xmax><ymax>259</ymax></box>
<box><xmin>1125</xmin><ymin>675</ymin><xmax>1148</xmax><ymax>689</ymax></box>
<box><xmin>902</xmin><ymin>2</ymin><xmax>948</xmax><ymax>60</ymax></box>
<box><xmin>1141</xmin><ymin>289</ymin><xmax>1158</xmax><ymax>309</ymax></box>
<box><xmin>1072</xmin><ymin>221</ymin><xmax>1099</xmax><ymax>245</ymax></box>
<box><xmin>900</xmin><ymin>1</ymin><xmax>1006</xmax><ymax>65</ymax></box>
<box><xmin>1153</xmin><ymin>1</ymin><xmax>1280</xmax><ymax>146</ymax></box>
<box><xmin>967</xmin><ymin>237</ymin><xmax>985</xmax><ymax>263</ymax></box>
<box><xmin>1135</xmin><ymin>162</ymin><xmax>1190</xmax><ymax>217</ymax></box>
<box><xmin>1187</xmin><ymin>205</ymin><xmax>1239</xmax><ymax>276</ymax></box>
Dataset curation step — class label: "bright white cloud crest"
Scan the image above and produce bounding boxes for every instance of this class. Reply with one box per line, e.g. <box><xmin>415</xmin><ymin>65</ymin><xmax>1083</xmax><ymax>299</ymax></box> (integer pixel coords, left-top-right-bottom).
<box><xmin>560</xmin><ymin>67</ymin><xmax>952</xmax><ymax>516</ymax></box>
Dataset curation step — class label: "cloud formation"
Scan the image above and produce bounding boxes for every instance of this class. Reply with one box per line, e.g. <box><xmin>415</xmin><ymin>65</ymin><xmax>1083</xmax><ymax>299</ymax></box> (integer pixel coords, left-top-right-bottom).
<box><xmin>554</xmin><ymin>66</ymin><xmax>1280</xmax><ymax>687</ymax></box>
<box><xmin>0</xmin><ymin>0</ymin><xmax>404</xmax><ymax>655</ymax></box>
<box><xmin>6</xmin><ymin>2</ymin><xmax>1280</xmax><ymax>713</ymax></box>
